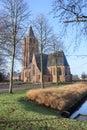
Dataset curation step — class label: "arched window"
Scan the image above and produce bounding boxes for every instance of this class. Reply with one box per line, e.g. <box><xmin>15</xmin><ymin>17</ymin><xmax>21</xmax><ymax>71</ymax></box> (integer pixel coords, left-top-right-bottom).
<box><xmin>58</xmin><ymin>68</ymin><xmax>62</xmax><ymax>75</ymax></box>
<box><xmin>53</xmin><ymin>68</ymin><xmax>55</xmax><ymax>75</ymax></box>
<box><xmin>25</xmin><ymin>71</ymin><xmax>27</xmax><ymax>77</ymax></box>
<box><xmin>51</xmin><ymin>68</ymin><xmax>52</xmax><ymax>74</ymax></box>
<box><xmin>32</xmin><ymin>64</ymin><xmax>35</xmax><ymax>76</ymax></box>
<box><xmin>29</xmin><ymin>72</ymin><xmax>30</xmax><ymax>78</ymax></box>
<box><xmin>65</xmin><ymin>68</ymin><xmax>67</xmax><ymax>75</ymax></box>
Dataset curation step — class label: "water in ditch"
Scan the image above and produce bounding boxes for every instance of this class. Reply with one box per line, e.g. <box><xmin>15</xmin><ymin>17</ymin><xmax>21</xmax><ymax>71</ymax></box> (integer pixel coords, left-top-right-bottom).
<box><xmin>70</xmin><ymin>100</ymin><xmax>87</xmax><ymax>119</ymax></box>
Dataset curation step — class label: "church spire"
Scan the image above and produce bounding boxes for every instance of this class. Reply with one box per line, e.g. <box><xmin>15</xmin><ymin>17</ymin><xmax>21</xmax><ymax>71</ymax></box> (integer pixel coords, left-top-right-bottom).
<box><xmin>29</xmin><ymin>26</ymin><xmax>35</xmax><ymax>38</ymax></box>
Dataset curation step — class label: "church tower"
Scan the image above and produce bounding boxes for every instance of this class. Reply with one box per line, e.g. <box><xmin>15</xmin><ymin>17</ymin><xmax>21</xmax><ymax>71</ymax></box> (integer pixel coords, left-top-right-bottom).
<box><xmin>22</xmin><ymin>26</ymin><xmax>38</xmax><ymax>69</ymax></box>
<box><xmin>21</xmin><ymin>26</ymin><xmax>38</xmax><ymax>80</ymax></box>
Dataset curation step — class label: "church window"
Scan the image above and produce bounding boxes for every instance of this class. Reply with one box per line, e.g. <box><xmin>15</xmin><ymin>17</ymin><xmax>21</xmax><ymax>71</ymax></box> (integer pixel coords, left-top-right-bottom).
<box><xmin>28</xmin><ymin>72</ymin><xmax>30</xmax><ymax>78</ymax></box>
<box><xmin>65</xmin><ymin>69</ymin><xmax>67</xmax><ymax>75</ymax></box>
<box><xmin>32</xmin><ymin>64</ymin><xmax>35</xmax><ymax>76</ymax></box>
<box><xmin>48</xmin><ymin>77</ymin><xmax>50</xmax><ymax>82</ymax></box>
<box><xmin>58</xmin><ymin>68</ymin><xmax>62</xmax><ymax>75</ymax></box>
<box><xmin>30</xmin><ymin>38</ymin><xmax>32</xmax><ymax>43</ymax></box>
<box><xmin>25</xmin><ymin>72</ymin><xmax>27</xmax><ymax>77</ymax></box>
<box><xmin>53</xmin><ymin>68</ymin><xmax>55</xmax><ymax>75</ymax></box>
<box><xmin>51</xmin><ymin>68</ymin><xmax>52</xmax><ymax>74</ymax></box>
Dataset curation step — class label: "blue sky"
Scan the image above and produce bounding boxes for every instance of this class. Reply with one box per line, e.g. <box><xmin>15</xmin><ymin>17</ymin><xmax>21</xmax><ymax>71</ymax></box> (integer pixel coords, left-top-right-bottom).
<box><xmin>28</xmin><ymin>0</ymin><xmax>52</xmax><ymax>15</ymax></box>
<box><xmin>0</xmin><ymin>0</ymin><xmax>87</xmax><ymax>77</ymax></box>
<box><xmin>26</xmin><ymin>0</ymin><xmax>87</xmax><ymax>77</ymax></box>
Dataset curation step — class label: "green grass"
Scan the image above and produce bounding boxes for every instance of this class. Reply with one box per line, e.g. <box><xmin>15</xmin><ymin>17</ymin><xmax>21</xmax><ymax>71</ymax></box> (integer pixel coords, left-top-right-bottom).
<box><xmin>0</xmin><ymin>89</ymin><xmax>87</xmax><ymax>130</ymax></box>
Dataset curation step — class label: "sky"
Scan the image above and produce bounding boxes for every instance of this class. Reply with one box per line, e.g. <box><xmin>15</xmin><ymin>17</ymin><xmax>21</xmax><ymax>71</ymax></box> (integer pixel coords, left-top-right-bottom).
<box><xmin>26</xmin><ymin>0</ymin><xmax>87</xmax><ymax>77</ymax></box>
<box><xmin>0</xmin><ymin>0</ymin><xmax>87</xmax><ymax>77</ymax></box>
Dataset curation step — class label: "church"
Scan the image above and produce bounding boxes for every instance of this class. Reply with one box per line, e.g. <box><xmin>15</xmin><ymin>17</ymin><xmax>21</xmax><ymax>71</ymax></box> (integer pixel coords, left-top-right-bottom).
<box><xmin>21</xmin><ymin>26</ymin><xmax>72</xmax><ymax>83</ymax></box>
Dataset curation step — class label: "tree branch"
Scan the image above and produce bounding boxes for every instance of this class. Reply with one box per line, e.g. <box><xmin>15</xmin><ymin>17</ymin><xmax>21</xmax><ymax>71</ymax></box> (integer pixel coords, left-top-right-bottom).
<box><xmin>64</xmin><ymin>19</ymin><xmax>87</xmax><ymax>23</ymax></box>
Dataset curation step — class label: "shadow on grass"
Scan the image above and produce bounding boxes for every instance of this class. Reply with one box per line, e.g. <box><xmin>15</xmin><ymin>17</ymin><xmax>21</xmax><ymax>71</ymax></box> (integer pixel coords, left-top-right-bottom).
<box><xmin>18</xmin><ymin>97</ymin><xmax>59</xmax><ymax>117</ymax></box>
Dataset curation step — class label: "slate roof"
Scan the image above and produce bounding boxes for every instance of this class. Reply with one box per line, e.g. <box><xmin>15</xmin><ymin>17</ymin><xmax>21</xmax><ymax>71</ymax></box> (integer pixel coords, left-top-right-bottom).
<box><xmin>35</xmin><ymin>53</ymin><xmax>48</xmax><ymax>74</ymax></box>
<box><xmin>47</xmin><ymin>51</ymin><xmax>69</xmax><ymax>67</ymax></box>
<box><xmin>34</xmin><ymin>51</ymin><xmax>69</xmax><ymax>73</ymax></box>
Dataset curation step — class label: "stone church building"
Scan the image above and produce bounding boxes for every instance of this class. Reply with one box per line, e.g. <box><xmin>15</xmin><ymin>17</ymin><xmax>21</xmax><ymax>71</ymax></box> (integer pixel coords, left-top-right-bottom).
<box><xmin>21</xmin><ymin>26</ymin><xmax>71</xmax><ymax>83</ymax></box>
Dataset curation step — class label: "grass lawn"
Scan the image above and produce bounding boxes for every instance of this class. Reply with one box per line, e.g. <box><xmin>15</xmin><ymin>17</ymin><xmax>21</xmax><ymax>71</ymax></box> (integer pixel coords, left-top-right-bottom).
<box><xmin>0</xmin><ymin>85</ymin><xmax>87</xmax><ymax>130</ymax></box>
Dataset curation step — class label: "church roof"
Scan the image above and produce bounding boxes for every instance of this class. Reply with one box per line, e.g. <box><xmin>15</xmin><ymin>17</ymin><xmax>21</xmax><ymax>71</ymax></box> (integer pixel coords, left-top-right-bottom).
<box><xmin>35</xmin><ymin>53</ymin><xmax>48</xmax><ymax>74</ymax></box>
<box><xmin>47</xmin><ymin>51</ymin><xmax>69</xmax><ymax>67</ymax></box>
<box><xmin>34</xmin><ymin>51</ymin><xmax>69</xmax><ymax>73</ymax></box>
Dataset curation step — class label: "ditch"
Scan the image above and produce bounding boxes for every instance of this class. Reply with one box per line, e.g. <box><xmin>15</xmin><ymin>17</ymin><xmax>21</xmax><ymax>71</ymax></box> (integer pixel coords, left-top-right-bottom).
<box><xmin>61</xmin><ymin>94</ymin><xmax>87</xmax><ymax>120</ymax></box>
<box><xmin>70</xmin><ymin>100</ymin><xmax>87</xmax><ymax>120</ymax></box>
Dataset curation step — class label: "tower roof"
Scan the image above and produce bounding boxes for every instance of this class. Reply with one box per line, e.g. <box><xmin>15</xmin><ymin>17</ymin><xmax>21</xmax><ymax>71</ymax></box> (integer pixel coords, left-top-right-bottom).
<box><xmin>29</xmin><ymin>26</ymin><xmax>35</xmax><ymax>38</ymax></box>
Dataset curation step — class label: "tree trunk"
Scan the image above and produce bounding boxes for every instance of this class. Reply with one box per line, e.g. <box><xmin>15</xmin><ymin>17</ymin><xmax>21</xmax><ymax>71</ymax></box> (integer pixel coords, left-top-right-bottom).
<box><xmin>40</xmin><ymin>52</ymin><xmax>44</xmax><ymax>88</ymax></box>
<box><xmin>56</xmin><ymin>56</ymin><xmax>58</xmax><ymax>85</ymax></box>
<box><xmin>9</xmin><ymin>46</ymin><xmax>15</xmax><ymax>93</ymax></box>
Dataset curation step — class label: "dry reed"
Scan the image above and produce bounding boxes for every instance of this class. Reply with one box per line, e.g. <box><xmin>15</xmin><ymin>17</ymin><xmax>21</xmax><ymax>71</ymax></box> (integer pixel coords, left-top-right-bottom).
<box><xmin>26</xmin><ymin>82</ymin><xmax>87</xmax><ymax>110</ymax></box>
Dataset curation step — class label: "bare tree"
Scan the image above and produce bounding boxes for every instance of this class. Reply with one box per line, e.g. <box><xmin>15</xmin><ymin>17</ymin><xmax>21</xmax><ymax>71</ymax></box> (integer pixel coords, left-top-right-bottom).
<box><xmin>33</xmin><ymin>14</ymin><xmax>53</xmax><ymax>88</ymax></box>
<box><xmin>50</xmin><ymin>34</ymin><xmax>64</xmax><ymax>84</ymax></box>
<box><xmin>0</xmin><ymin>0</ymin><xmax>30</xmax><ymax>93</ymax></box>
<box><xmin>0</xmin><ymin>54</ymin><xmax>6</xmax><ymax>73</ymax></box>
<box><xmin>52</xmin><ymin>0</ymin><xmax>87</xmax><ymax>23</ymax></box>
<box><xmin>52</xmin><ymin>0</ymin><xmax>87</xmax><ymax>47</ymax></box>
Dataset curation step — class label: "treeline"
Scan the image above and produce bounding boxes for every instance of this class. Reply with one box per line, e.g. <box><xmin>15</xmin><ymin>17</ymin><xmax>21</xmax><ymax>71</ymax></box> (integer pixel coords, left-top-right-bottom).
<box><xmin>0</xmin><ymin>72</ymin><xmax>9</xmax><ymax>82</ymax></box>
